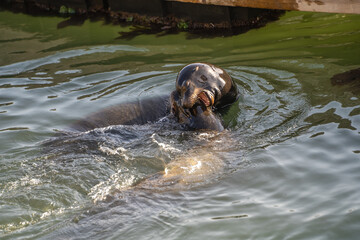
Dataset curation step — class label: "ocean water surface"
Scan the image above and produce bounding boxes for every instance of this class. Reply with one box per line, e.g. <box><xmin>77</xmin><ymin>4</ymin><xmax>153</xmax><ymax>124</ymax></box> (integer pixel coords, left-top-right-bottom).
<box><xmin>0</xmin><ymin>9</ymin><xmax>360</xmax><ymax>239</ymax></box>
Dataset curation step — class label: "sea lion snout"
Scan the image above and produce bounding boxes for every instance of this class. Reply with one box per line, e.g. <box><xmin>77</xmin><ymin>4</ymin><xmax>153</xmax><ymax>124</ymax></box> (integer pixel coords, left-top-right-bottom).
<box><xmin>180</xmin><ymin>83</ymin><xmax>215</xmax><ymax>109</ymax></box>
<box><xmin>181</xmin><ymin>81</ymin><xmax>202</xmax><ymax>109</ymax></box>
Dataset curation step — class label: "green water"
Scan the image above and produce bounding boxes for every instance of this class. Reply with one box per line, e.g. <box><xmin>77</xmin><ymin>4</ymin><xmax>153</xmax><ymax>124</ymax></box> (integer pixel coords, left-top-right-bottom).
<box><xmin>0</xmin><ymin>9</ymin><xmax>360</xmax><ymax>239</ymax></box>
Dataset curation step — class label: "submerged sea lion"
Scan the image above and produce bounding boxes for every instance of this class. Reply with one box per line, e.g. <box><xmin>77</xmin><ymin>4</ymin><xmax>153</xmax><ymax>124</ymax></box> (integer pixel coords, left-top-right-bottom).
<box><xmin>72</xmin><ymin>63</ymin><xmax>238</xmax><ymax>131</ymax></box>
<box><xmin>133</xmin><ymin>149</ymin><xmax>224</xmax><ymax>191</ymax></box>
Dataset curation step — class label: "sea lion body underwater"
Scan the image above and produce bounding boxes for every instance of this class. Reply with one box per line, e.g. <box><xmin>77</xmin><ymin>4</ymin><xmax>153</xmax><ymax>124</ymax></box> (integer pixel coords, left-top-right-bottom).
<box><xmin>71</xmin><ymin>63</ymin><xmax>238</xmax><ymax>131</ymax></box>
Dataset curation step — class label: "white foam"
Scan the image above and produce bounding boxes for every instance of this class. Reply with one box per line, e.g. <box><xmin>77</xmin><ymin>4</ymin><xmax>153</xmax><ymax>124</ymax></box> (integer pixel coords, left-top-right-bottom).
<box><xmin>196</xmin><ymin>132</ymin><xmax>218</xmax><ymax>140</ymax></box>
<box><xmin>151</xmin><ymin>133</ymin><xmax>181</xmax><ymax>153</ymax></box>
<box><xmin>0</xmin><ymin>175</ymin><xmax>42</xmax><ymax>197</ymax></box>
<box><xmin>88</xmin><ymin>169</ymin><xmax>136</xmax><ymax>203</ymax></box>
<box><xmin>99</xmin><ymin>145</ymin><xmax>131</xmax><ymax>161</ymax></box>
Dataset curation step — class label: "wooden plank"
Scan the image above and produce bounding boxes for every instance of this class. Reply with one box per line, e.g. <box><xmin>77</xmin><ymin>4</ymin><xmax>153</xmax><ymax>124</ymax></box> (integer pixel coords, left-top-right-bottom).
<box><xmin>108</xmin><ymin>0</ymin><xmax>165</xmax><ymax>16</ymax></box>
<box><xmin>166</xmin><ymin>1</ymin><xmax>232</xmax><ymax>23</ymax></box>
<box><xmin>166</xmin><ymin>0</ymin><xmax>360</xmax><ymax>14</ymax></box>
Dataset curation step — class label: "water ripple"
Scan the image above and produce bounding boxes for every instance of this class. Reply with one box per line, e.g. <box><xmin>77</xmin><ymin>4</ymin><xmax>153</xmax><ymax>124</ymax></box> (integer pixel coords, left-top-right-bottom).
<box><xmin>0</xmin><ymin>45</ymin><xmax>147</xmax><ymax>77</ymax></box>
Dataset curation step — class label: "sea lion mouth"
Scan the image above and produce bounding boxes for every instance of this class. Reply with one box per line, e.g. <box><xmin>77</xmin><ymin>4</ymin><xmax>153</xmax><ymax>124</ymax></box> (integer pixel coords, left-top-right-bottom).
<box><xmin>197</xmin><ymin>91</ymin><xmax>214</xmax><ymax>107</ymax></box>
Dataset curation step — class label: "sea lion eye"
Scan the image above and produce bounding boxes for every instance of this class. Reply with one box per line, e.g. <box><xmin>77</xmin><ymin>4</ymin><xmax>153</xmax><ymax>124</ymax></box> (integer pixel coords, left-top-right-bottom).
<box><xmin>198</xmin><ymin>75</ymin><xmax>208</xmax><ymax>83</ymax></box>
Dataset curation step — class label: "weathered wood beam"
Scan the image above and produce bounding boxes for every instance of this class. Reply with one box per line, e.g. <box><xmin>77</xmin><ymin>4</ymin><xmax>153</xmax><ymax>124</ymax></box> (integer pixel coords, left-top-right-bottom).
<box><xmin>166</xmin><ymin>0</ymin><xmax>360</xmax><ymax>14</ymax></box>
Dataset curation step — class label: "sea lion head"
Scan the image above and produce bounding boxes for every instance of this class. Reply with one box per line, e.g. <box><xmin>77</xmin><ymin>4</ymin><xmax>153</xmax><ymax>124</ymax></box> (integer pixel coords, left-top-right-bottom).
<box><xmin>175</xmin><ymin>63</ymin><xmax>238</xmax><ymax>110</ymax></box>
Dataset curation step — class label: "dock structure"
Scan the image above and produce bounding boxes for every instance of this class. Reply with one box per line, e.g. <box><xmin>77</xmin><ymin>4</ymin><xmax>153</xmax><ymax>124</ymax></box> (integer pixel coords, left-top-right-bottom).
<box><xmin>3</xmin><ymin>0</ymin><xmax>359</xmax><ymax>14</ymax></box>
<box><xmin>170</xmin><ymin>0</ymin><xmax>360</xmax><ymax>15</ymax></box>
<box><xmin>1</xmin><ymin>0</ymin><xmax>359</xmax><ymax>32</ymax></box>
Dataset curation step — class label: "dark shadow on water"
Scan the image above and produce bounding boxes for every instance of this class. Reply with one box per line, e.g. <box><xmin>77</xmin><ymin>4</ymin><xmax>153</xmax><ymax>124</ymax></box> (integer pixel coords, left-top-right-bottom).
<box><xmin>116</xmin><ymin>25</ymin><xmax>180</xmax><ymax>40</ymax></box>
<box><xmin>115</xmin><ymin>11</ymin><xmax>285</xmax><ymax>40</ymax></box>
<box><xmin>54</xmin><ymin>13</ymin><xmax>284</xmax><ymax>40</ymax></box>
<box><xmin>57</xmin><ymin>15</ymin><xmax>87</xmax><ymax>29</ymax></box>
<box><xmin>116</xmin><ymin>25</ymin><xmax>254</xmax><ymax>40</ymax></box>
<box><xmin>1</xmin><ymin>4</ymin><xmax>284</xmax><ymax>40</ymax></box>
<box><xmin>331</xmin><ymin>67</ymin><xmax>360</xmax><ymax>86</ymax></box>
<box><xmin>331</xmin><ymin>67</ymin><xmax>360</xmax><ymax>94</ymax></box>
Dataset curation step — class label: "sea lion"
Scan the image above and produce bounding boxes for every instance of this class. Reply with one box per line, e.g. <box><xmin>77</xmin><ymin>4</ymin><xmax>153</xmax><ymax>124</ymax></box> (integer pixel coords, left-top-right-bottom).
<box><xmin>71</xmin><ymin>63</ymin><xmax>238</xmax><ymax>131</ymax></box>
<box><xmin>173</xmin><ymin>63</ymin><xmax>238</xmax><ymax>111</ymax></box>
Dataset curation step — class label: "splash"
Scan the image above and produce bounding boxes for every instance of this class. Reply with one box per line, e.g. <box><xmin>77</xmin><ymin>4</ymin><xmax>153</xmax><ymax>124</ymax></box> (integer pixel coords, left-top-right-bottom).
<box><xmin>151</xmin><ymin>133</ymin><xmax>181</xmax><ymax>153</ymax></box>
<box><xmin>99</xmin><ymin>145</ymin><xmax>132</xmax><ymax>161</ymax></box>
